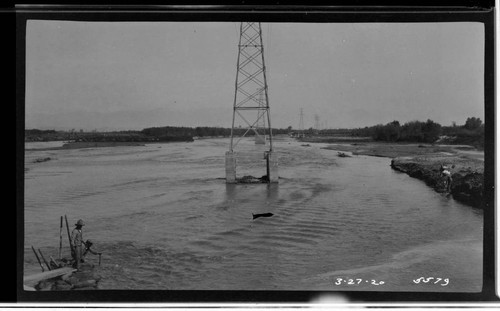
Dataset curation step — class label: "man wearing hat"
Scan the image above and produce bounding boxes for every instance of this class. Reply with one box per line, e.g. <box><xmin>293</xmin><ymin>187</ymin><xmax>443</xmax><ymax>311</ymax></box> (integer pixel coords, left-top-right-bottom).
<box><xmin>71</xmin><ymin>219</ymin><xmax>85</xmax><ymax>269</ymax></box>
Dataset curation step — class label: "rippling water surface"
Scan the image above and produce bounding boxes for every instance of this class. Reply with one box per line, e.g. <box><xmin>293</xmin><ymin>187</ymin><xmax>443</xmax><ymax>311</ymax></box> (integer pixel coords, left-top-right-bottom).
<box><xmin>24</xmin><ymin>137</ymin><xmax>483</xmax><ymax>291</ymax></box>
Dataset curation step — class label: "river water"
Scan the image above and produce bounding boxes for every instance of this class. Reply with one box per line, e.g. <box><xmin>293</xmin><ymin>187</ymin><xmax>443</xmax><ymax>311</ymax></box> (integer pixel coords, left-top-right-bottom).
<box><xmin>23</xmin><ymin>137</ymin><xmax>483</xmax><ymax>292</ymax></box>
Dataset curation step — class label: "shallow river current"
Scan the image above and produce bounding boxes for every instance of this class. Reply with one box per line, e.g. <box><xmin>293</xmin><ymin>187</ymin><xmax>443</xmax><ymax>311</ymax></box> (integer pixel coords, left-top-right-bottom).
<box><xmin>23</xmin><ymin>137</ymin><xmax>483</xmax><ymax>291</ymax></box>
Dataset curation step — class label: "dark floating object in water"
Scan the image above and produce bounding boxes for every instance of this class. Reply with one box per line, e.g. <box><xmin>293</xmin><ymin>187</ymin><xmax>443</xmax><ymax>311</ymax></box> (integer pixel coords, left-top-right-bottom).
<box><xmin>252</xmin><ymin>213</ymin><xmax>274</xmax><ymax>220</ymax></box>
<box><xmin>34</xmin><ymin>157</ymin><xmax>52</xmax><ymax>163</ymax></box>
<box><xmin>337</xmin><ymin>152</ymin><xmax>351</xmax><ymax>158</ymax></box>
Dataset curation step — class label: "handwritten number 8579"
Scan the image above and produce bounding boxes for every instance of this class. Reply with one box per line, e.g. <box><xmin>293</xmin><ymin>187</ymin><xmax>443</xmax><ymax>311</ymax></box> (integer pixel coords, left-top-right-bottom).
<box><xmin>413</xmin><ymin>277</ymin><xmax>449</xmax><ymax>286</ymax></box>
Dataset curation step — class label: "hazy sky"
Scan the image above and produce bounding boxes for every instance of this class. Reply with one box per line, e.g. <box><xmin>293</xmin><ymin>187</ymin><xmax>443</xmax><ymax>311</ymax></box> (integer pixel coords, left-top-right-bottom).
<box><xmin>25</xmin><ymin>21</ymin><xmax>484</xmax><ymax>131</ymax></box>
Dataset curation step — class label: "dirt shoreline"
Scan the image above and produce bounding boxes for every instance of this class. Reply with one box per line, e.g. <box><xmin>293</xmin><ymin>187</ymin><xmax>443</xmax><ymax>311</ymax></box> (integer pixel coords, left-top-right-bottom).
<box><xmin>390</xmin><ymin>156</ymin><xmax>483</xmax><ymax>208</ymax></box>
<box><xmin>25</xmin><ymin>141</ymin><xmax>154</xmax><ymax>151</ymax></box>
<box><xmin>63</xmin><ymin>141</ymin><xmax>146</xmax><ymax>149</ymax></box>
<box><xmin>321</xmin><ymin>141</ymin><xmax>484</xmax><ymax>208</ymax></box>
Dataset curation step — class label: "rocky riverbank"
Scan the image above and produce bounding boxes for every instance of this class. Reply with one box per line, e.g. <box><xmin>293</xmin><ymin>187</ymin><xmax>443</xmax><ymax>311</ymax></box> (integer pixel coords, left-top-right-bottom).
<box><xmin>34</xmin><ymin>263</ymin><xmax>102</xmax><ymax>291</ymax></box>
<box><xmin>390</xmin><ymin>155</ymin><xmax>483</xmax><ymax>208</ymax></box>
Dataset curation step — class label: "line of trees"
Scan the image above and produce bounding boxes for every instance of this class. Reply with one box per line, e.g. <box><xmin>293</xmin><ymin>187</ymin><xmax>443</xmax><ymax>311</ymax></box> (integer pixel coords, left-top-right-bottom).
<box><xmin>441</xmin><ymin>117</ymin><xmax>485</xmax><ymax>148</ymax></box>
<box><xmin>25</xmin><ymin>126</ymin><xmax>293</xmax><ymax>142</ymax></box>
<box><xmin>141</xmin><ymin>126</ymin><xmax>290</xmax><ymax>138</ymax></box>
<box><xmin>347</xmin><ymin>117</ymin><xmax>484</xmax><ymax>147</ymax></box>
<box><xmin>350</xmin><ymin>119</ymin><xmax>442</xmax><ymax>143</ymax></box>
<box><xmin>24</xmin><ymin>117</ymin><xmax>484</xmax><ymax>147</ymax></box>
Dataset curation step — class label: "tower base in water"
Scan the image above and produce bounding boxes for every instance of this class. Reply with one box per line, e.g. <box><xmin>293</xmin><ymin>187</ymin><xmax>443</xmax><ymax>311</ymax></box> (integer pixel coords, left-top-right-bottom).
<box><xmin>266</xmin><ymin>151</ymin><xmax>279</xmax><ymax>183</ymax></box>
<box><xmin>225</xmin><ymin>151</ymin><xmax>237</xmax><ymax>184</ymax></box>
<box><xmin>225</xmin><ymin>151</ymin><xmax>278</xmax><ymax>184</ymax></box>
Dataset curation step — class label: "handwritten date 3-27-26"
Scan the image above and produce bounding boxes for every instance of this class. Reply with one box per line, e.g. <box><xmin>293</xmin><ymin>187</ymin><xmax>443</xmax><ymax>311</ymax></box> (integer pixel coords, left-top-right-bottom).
<box><xmin>333</xmin><ymin>278</ymin><xmax>385</xmax><ymax>286</ymax></box>
<box><xmin>413</xmin><ymin>277</ymin><xmax>449</xmax><ymax>286</ymax></box>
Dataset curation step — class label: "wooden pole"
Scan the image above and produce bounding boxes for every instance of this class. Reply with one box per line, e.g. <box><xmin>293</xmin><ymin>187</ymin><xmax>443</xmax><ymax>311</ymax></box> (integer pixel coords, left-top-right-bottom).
<box><xmin>38</xmin><ymin>249</ymin><xmax>51</xmax><ymax>271</ymax></box>
<box><xmin>31</xmin><ymin>246</ymin><xmax>44</xmax><ymax>272</ymax></box>
<box><xmin>59</xmin><ymin>216</ymin><xmax>63</xmax><ymax>260</ymax></box>
<box><xmin>49</xmin><ymin>256</ymin><xmax>59</xmax><ymax>269</ymax></box>
<box><xmin>65</xmin><ymin>215</ymin><xmax>74</xmax><ymax>258</ymax></box>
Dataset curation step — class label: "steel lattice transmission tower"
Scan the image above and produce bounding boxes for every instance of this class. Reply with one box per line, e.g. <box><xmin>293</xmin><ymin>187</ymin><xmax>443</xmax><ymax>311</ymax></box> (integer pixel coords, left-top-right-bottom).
<box><xmin>225</xmin><ymin>22</ymin><xmax>278</xmax><ymax>183</ymax></box>
<box><xmin>229</xmin><ymin>22</ymin><xmax>273</xmax><ymax>151</ymax></box>
<box><xmin>255</xmin><ymin>87</ymin><xmax>266</xmax><ymax>144</ymax></box>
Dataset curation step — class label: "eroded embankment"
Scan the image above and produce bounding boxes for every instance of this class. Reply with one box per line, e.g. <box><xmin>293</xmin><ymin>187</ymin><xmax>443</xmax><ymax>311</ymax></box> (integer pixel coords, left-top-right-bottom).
<box><xmin>26</xmin><ymin>262</ymin><xmax>101</xmax><ymax>291</ymax></box>
<box><xmin>390</xmin><ymin>156</ymin><xmax>483</xmax><ymax>208</ymax></box>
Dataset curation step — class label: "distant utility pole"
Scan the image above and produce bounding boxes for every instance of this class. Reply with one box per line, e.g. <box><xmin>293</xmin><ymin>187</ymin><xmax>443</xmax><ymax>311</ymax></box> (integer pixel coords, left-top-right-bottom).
<box><xmin>314</xmin><ymin>114</ymin><xmax>320</xmax><ymax>130</ymax></box>
<box><xmin>226</xmin><ymin>22</ymin><xmax>278</xmax><ymax>183</ymax></box>
<box><xmin>298</xmin><ymin>108</ymin><xmax>304</xmax><ymax>137</ymax></box>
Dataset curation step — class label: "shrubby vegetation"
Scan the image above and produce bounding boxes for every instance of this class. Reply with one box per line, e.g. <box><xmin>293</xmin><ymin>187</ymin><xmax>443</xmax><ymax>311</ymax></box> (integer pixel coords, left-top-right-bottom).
<box><xmin>25</xmin><ymin>126</ymin><xmax>292</xmax><ymax>142</ymax></box>
<box><xmin>24</xmin><ymin>117</ymin><xmax>484</xmax><ymax>148</ymax></box>
<box><xmin>441</xmin><ymin>117</ymin><xmax>485</xmax><ymax>148</ymax></box>
<box><xmin>141</xmin><ymin>126</ymin><xmax>290</xmax><ymax>138</ymax></box>
<box><xmin>348</xmin><ymin>119</ymin><xmax>442</xmax><ymax>143</ymax></box>
<box><xmin>25</xmin><ymin>129</ymin><xmax>57</xmax><ymax>135</ymax></box>
<box><xmin>345</xmin><ymin>117</ymin><xmax>484</xmax><ymax>148</ymax></box>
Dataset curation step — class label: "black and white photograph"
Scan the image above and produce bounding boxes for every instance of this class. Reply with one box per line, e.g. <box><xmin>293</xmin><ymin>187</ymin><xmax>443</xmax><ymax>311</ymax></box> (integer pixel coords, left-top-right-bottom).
<box><xmin>17</xmin><ymin>3</ymin><xmax>495</xmax><ymax>304</ymax></box>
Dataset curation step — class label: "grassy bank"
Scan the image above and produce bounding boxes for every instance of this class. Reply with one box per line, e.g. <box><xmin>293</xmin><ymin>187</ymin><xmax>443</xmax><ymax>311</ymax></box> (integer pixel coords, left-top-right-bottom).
<box><xmin>61</xmin><ymin>141</ymin><xmax>146</xmax><ymax>149</ymax></box>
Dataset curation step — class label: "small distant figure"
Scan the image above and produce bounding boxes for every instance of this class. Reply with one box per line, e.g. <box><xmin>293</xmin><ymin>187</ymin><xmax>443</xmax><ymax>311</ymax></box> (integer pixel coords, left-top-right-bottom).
<box><xmin>440</xmin><ymin>164</ymin><xmax>454</xmax><ymax>192</ymax></box>
<box><xmin>71</xmin><ymin>219</ymin><xmax>85</xmax><ymax>270</ymax></box>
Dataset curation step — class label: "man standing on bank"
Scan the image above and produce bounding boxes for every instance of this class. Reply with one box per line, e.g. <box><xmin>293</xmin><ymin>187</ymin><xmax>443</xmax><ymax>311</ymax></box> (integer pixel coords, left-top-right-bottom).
<box><xmin>440</xmin><ymin>164</ymin><xmax>454</xmax><ymax>193</ymax></box>
<box><xmin>71</xmin><ymin>219</ymin><xmax>85</xmax><ymax>270</ymax></box>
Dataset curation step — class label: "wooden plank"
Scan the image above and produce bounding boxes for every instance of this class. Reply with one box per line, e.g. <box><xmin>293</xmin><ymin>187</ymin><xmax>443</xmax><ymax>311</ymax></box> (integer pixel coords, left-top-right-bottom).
<box><xmin>38</xmin><ymin>249</ymin><xmax>51</xmax><ymax>271</ymax></box>
<box><xmin>65</xmin><ymin>215</ymin><xmax>75</xmax><ymax>257</ymax></box>
<box><xmin>31</xmin><ymin>246</ymin><xmax>44</xmax><ymax>272</ymax></box>
<box><xmin>23</xmin><ymin>267</ymin><xmax>76</xmax><ymax>287</ymax></box>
